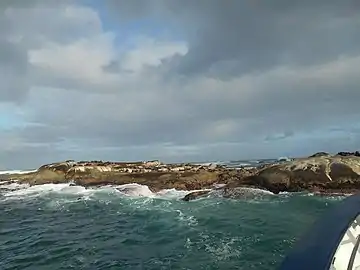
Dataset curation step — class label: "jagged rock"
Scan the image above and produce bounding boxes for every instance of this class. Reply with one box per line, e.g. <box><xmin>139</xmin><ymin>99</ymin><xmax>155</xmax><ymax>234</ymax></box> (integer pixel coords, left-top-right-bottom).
<box><xmin>337</xmin><ymin>151</ymin><xmax>360</xmax><ymax>157</ymax></box>
<box><xmin>309</xmin><ymin>152</ymin><xmax>331</xmax><ymax>158</ymax></box>
<box><xmin>182</xmin><ymin>190</ymin><xmax>211</xmax><ymax>201</ymax></box>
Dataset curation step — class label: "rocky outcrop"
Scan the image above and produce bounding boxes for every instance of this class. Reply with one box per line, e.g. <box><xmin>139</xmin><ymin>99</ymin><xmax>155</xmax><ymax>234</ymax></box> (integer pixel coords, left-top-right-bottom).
<box><xmin>223</xmin><ymin>155</ymin><xmax>360</xmax><ymax>194</ymax></box>
<box><xmin>3</xmin><ymin>153</ymin><xmax>360</xmax><ymax>200</ymax></box>
<box><xmin>3</xmin><ymin>160</ymin><xmax>230</xmax><ymax>192</ymax></box>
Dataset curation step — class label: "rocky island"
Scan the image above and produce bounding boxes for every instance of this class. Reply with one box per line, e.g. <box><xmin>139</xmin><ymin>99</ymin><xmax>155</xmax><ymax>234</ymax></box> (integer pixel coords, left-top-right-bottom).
<box><xmin>1</xmin><ymin>151</ymin><xmax>360</xmax><ymax>201</ymax></box>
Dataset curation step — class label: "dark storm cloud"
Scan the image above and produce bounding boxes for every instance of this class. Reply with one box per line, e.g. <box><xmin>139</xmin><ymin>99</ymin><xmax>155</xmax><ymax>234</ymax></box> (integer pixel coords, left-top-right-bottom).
<box><xmin>0</xmin><ymin>12</ymin><xmax>29</xmax><ymax>101</ymax></box>
<box><xmin>0</xmin><ymin>0</ymin><xmax>79</xmax><ymax>102</ymax></box>
<box><xmin>106</xmin><ymin>0</ymin><xmax>360</xmax><ymax>77</ymax></box>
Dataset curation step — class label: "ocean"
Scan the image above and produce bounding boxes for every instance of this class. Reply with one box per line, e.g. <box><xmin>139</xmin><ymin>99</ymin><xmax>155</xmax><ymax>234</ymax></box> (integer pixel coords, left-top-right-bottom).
<box><xmin>0</xmin><ymin>160</ymin><xmax>344</xmax><ymax>270</ymax></box>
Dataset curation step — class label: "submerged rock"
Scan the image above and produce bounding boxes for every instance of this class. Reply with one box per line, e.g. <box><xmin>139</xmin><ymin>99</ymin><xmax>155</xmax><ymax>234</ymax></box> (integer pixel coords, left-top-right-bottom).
<box><xmin>221</xmin><ymin>187</ymin><xmax>273</xmax><ymax>199</ymax></box>
<box><xmin>182</xmin><ymin>190</ymin><xmax>211</xmax><ymax>201</ymax></box>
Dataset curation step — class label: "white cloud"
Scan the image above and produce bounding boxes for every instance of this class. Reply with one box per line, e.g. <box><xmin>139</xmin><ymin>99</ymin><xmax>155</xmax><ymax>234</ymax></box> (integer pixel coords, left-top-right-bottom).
<box><xmin>1</xmin><ymin>0</ymin><xmax>360</xmax><ymax>168</ymax></box>
<box><xmin>28</xmin><ymin>33</ymin><xmax>117</xmax><ymax>84</ymax></box>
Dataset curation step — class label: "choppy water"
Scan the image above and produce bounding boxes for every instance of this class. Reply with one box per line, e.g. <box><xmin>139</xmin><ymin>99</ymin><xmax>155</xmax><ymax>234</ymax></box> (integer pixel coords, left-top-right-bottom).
<box><xmin>0</xmin><ymin>165</ymin><xmax>344</xmax><ymax>270</ymax></box>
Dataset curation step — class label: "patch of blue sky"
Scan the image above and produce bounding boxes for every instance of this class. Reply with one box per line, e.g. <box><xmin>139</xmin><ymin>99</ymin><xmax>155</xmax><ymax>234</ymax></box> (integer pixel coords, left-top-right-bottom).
<box><xmin>0</xmin><ymin>108</ymin><xmax>25</xmax><ymax>130</ymax></box>
<box><xmin>82</xmin><ymin>0</ymin><xmax>184</xmax><ymax>48</ymax></box>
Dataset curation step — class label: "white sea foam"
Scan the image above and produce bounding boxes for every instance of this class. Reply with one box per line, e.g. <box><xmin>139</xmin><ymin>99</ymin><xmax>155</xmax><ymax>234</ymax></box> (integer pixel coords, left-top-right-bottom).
<box><xmin>115</xmin><ymin>183</ymin><xmax>155</xmax><ymax>197</ymax></box>
<box><xmin>156</xmin><ymin>188</ymin><xmax>189</xmax><ymax>199</ymax></box>
<box><xmin>176</xmin><ymin>209</ymin><xmax>198</xmax><ymax>226</ymax></box>
<box><xmin>204</xmin><ymin>236</ymin><xmax>242</xmax><ymax>261</ymax></box>
<box><xmin>0</xmin><ymin>181</ymin><xmax>273</xmax><ymax>203</ymax></box>
<box><xmin>186</xmin><ymin>233</ymin><xmax>242</xmax><ymax>261</ymax></box>
<box><xmin>0</xmin><ymin>181</ymin><xmax>202</xmax><ymax>202</ymax></box>
<box><xmin>0</xmin><ymin>169</ymin><xmax>37</xmax><ymax>175</ymax></box>
<box><xmin>0</xmin><ymin>182</ymin><xmax>30</xmax><ymax>191</ymax></box>
<box><xmin>3</xmin><ymin>183</ymin><xmax>81</xmax><ymax>198</ymax></box>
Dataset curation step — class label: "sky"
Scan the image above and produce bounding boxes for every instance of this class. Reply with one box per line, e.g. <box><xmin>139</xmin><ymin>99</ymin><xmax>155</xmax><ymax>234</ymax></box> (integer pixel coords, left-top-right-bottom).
<box><xmin>0</xmin><ymin>0</ymin><xmax>360</xmax><ymax>169</ymax></box>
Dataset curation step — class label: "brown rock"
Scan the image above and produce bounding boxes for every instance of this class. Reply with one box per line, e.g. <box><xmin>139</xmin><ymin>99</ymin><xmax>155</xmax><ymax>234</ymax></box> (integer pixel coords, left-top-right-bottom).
<box><xmin>231</xmin><ymin>155</ymin><xmax>360</xmax><ymax>194</ymax></box>
<box><xmin>6</xmin><ymin>153</ymin><xmax>360</xmax><ymax>197</ymax></box>
<box><xmin>9</xmin><ymin>161</ymin><xmax>228</xmax><ymax>191</ymax></box>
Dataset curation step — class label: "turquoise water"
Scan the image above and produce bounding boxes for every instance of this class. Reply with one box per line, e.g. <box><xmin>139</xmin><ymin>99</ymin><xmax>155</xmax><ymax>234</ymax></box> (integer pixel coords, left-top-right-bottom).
<box><xmin>0</xmin><ymin>183</ymin><xmax>343</xmax><ymax>270</ymax></box>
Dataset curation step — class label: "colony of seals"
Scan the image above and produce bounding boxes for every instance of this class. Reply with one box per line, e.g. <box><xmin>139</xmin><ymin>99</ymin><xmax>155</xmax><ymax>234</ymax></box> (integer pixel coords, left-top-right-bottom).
<box><xmin>1</xmin><ymin>151</ymin><xmax>360</xmax><ymax>201</ymax></box>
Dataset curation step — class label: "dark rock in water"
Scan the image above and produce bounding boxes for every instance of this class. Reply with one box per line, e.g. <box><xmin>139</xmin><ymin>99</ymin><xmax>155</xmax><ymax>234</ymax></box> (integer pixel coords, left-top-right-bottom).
<box><xmin>337</xmin><ymin>151</ymin><xmax>360</xmax><ymax>157</ymax></box>
<box><xmin>278</xmin><ymin>157</ymin><xmax>292</xmax><ymax>162</ymax></box>
<box><xmin>242</xmin><ymin>171</ymin><xmax>292</xmax><ymax>194</ymax></box>
<box><xmin>309</xmin><ymin>152</ymin><xmax>331</xmax><ymax>158</ymax></box>
<box><xmin>221</xmin><ymin>186</ymin><xmax>273</xmax><ymax>199</ymax></box>
<box><xmin>182</xmin><ymin>190</ymin><xmax>211</xmax><ymax>201</ymax></box>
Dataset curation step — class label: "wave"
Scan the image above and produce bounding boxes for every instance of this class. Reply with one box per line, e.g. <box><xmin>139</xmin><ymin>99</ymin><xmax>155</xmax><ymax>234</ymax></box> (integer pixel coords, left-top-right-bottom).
<box><xmin>0</xmin><ymin>181</ymin><xmax>274</xmax><ymax>205</ymax></box>
<box><xmin>0</xmin><ymin>181</ymin><xmax>348</xmax><ymax>206</ymax></box>
<box><xmin>0</xmin><ymin>182</ymin><xmax>203</xmax><ymax>202</ymax></box>
<box><xmin>0</xmin><ymin>169</ymin><xmax>37</xmax><ymax>175</ymax></box>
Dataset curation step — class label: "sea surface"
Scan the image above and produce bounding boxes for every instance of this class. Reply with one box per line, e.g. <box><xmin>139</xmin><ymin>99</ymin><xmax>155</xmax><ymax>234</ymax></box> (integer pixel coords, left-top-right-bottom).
<box><xmin>0</xmin><ymin>160</ymin><xmax>345</xmax><ymax>270</ymax></box>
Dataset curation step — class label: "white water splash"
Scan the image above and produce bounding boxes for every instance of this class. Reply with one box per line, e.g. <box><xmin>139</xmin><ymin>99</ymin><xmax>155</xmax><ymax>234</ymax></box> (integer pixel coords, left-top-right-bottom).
<box><xmin>156</xmin><ymin>188</ymin><xmax>189</xmax><ymax>199</ymax></box>
<box><xmin>0</xmin><ymin>182</ymin><xmax>30</xmax><ymax>191</ymax></box>
<box><xmin>115</xmin><ymin>183</ymin><xmax>155</xmax><ymax>197</ymax></box>
<box><xmin>186</xmin><ymin>233</ymin><xmax>242</xmax><ymax>261</ymax></box>
<box><xmin>0</xmin><ymin>169</ymin><xmax>37</xmax><ymax>175</ymax></box>
<box><xmin>176</xmin><ymin>209</ymin><xmax>198</xmax><ymax>226</ymax></box>
<box><xmin>204</xmin><ymin>236</ymin><xmax>242</xmax><ymax>261</ymax></box>
<box><xmin>0</xmin><ymin>182</ymin><xmax>283</xmax><ymax>204</ymax></box>
<box><xmin>0</xmin><ymin>182</ymin><xmax>202</xmax><ymax>202</ymax></box>
<box><xmin>2</xmin><ymin>183</ymin><xmax>88</xmax><ymax>199</ymax></box>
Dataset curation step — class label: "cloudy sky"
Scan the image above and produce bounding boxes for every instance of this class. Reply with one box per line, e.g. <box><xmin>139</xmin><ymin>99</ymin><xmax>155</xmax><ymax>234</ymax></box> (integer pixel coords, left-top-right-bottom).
<box><xmin>1</xmin><ymin>0</ymin><xmax>360</xmax><ymax>169</ymax></box>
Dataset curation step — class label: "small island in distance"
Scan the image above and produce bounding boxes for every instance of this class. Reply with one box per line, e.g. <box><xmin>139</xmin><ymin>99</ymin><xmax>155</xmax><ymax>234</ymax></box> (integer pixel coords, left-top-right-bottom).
<box><xmin>1</xmin><ymin>151</ymin><xmax>360</xmax><ymax>201</ymax></box>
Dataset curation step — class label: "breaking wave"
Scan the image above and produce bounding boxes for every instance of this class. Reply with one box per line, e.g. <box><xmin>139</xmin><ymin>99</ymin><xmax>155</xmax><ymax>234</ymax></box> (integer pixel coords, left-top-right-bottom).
<box><xmin>0</xmin><ymin>180</ymin><xmax>348</xmax><ymax>206</ymax></box>
<box><xmin>0</xmin><ymin>169</ymin><xmax>37</xmax><ymax>175</ymax></box>
<box><xmin>0</xmin><ymin>181</ymin><xmax>207</xmax><ymax>202</ymax></box>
